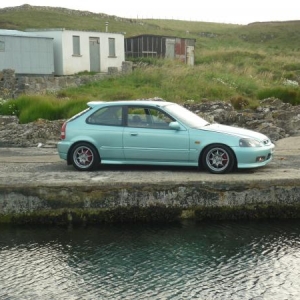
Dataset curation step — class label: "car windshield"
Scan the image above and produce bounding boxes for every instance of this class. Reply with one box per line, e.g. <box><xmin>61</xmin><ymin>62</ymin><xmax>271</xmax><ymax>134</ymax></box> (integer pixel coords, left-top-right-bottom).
<box><xmin>163</xmin><ymin>103</ymin><xmax>210</xmax><ymax>128</ymax></box>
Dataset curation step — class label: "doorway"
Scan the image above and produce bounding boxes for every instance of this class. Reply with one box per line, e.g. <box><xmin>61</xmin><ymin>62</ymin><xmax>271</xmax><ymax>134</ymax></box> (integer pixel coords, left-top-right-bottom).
<box><xmin>89</xmin><ymin>37</ymin><xmax>100</xmax><ymax>72</ymax></box>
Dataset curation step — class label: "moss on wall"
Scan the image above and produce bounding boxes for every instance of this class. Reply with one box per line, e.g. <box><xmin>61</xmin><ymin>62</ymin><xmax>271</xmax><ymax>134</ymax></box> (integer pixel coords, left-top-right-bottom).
<box><xmin>194</xmin><ymin>204</ymin><xmax>300</xmax><ymax>221</ymax></box>
<box><xmin>2</xmin><ymin>205</ymin><xmax>183</xmax><ymax>226</ymax></box>
<box><xmin>2</xmin><ymin>203</ymin><xmax>300</xmax><ymax>226</ymax></box>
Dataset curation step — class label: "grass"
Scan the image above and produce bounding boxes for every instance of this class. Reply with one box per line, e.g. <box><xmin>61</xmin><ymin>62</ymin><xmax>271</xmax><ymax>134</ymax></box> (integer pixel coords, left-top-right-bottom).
<box><xmin>1</xmin><ymin>56</ymin><xmax>299</xmax><ymax>122</ymax></box>
<box><xmin>0</xmin><ymin>5</ymin><xmax>300</xmax><ymax>122</ymax></box>
<box><xmin>257</xmin><ymin>87</ymin><xmax>300</xmax><ymax>105</ymax></box>
<box><xmin>0</xmin><ymin>95</ymin><xmax>88</xmax><ymax>123</ymax></box>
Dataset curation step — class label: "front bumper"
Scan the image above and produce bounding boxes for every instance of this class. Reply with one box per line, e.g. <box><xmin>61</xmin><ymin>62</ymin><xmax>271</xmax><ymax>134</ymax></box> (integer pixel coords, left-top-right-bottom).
<box><xmin>234</xmin><ymin>144</ymin><xmax>275</xmax><ymax>169</ymax></box>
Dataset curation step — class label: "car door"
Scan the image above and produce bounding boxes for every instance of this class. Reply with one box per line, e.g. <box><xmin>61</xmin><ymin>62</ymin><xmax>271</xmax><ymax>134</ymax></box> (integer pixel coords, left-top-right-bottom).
<box><xmin>123</xmin><ymin>105</ymin><xmax>190</xmax><ymax>162</ymax></box>
<box><xmin>86</xmin><ymin>105</ymin><xmax>124</xmax><ymax>161</ymax></box>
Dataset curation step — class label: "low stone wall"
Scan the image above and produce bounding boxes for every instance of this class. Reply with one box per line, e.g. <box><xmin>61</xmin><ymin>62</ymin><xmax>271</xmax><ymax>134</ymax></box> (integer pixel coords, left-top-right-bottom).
<box><xmin>0</xmin><ymin>62</ymin><xmax>133</xmax><ymax>99</ymax></box>
<box><xmin>1</xmin><ymin>179</ymin><xmax>300</xmax><ymax>225</ymax></box>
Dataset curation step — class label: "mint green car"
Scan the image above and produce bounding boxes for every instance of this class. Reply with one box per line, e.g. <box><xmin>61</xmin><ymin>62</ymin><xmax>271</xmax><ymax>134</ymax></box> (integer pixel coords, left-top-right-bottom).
<box><xmin>57</xmin><ymin>100</ymin><xmax>275</xmax><ymax>174</ymax></box>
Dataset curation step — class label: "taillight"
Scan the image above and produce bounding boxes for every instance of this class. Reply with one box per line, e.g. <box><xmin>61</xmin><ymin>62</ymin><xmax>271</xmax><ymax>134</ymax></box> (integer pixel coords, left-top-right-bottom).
<box><xmin>61</xmin><ymin>122</ymin><xmax>67</xmax><ymax>140</ymax></box>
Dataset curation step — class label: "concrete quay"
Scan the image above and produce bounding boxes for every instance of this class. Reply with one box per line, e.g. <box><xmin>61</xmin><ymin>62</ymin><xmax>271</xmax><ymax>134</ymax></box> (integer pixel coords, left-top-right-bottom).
<box><xmin>0</xmin><ymin>136</ymin><xmax>300</xmax><ymax>224</ymax></box>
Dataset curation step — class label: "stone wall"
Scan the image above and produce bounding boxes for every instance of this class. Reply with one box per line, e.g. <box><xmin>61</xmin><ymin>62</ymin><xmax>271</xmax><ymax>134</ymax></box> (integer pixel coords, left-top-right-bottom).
<box><xmin>1</xmin><ymin>177</ymin><xmax>300</xmax><ymax>224</ymax></box>
<box><xmin>0</xmin><ymin>61</ymin><xmax>133</xmax><ymax>99</ymax></box>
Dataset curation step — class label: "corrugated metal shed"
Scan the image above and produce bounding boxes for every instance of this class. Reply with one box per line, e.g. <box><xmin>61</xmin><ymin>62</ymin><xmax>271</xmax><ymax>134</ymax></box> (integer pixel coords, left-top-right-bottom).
<box><xmin>0</xmin><ymin>30</ymin><xmax>54</xmax><ymax>75</ymax></box>
<box><xmin>0</xmin><ymin>29</ymin><xmax>50</xmax><ymax>38</ymax></box>
<box><xmin>125</xmin><ymin>34</ymin><xmax>196</xmax><ymax>65</ymax></box>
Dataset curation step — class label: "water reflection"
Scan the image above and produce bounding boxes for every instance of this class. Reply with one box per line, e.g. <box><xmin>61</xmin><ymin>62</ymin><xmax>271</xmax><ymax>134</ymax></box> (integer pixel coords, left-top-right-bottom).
<box><xmin>1</xmin><ymin>220</ymin><xmax>300</xmax><ymax>299</ymax></box>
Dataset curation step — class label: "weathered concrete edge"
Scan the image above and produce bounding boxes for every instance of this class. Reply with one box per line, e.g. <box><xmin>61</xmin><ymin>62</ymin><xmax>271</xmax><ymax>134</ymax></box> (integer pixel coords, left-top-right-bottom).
<box><xmin>1</xmin><ymin>179</ymin><xmax>300</xmax><ymax>224</ymax></box>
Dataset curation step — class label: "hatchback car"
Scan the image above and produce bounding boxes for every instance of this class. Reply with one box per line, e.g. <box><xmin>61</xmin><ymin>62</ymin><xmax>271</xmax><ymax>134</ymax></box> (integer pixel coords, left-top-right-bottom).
<box><xmin>57</xmin><ymin>100</ymin><xmax>275</xmax><ymax>174</ymax></box>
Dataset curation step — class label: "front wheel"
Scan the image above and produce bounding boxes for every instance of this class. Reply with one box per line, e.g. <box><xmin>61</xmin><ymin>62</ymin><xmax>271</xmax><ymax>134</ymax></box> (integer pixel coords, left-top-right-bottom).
<box><xmin>70</xmin><ymin>143</ymin><xmax>100</xmax><ymax>171</ymax></box>
<box><xmin>201</xmin><ymin>144</ymin><xmax>235</xmax><ymax>174</ymax></box>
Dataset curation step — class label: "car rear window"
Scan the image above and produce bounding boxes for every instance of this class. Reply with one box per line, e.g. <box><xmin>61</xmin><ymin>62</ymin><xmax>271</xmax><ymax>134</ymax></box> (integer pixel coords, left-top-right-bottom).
<box><xmin>68</xmin><ymin>107</ymin><xmax>92</xmax><ymax>122</ymax></box>
<box><xmin>86</xmin><ymin>106</ymin><xmax>123</xmax><ymax>126</ymax></box>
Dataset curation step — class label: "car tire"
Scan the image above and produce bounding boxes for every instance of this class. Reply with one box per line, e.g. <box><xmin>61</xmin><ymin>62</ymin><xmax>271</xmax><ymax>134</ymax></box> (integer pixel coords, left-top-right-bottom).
<box><xmin>202</xmin><ymin>144</ymin><xmax>235</xmax><ymax>174</ymax></box>
<box><xmin>71</xmin><ymin>143</ymin><xmax>100</xmax><ymax>171</ymax></box>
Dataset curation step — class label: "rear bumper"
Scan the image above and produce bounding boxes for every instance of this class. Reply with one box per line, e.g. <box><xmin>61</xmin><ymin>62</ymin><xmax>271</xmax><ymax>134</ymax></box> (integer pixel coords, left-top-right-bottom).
<box><xmin>57</xmin><ymin>141</ymin><xmax>71</xmax><ymax>161</ymax></box>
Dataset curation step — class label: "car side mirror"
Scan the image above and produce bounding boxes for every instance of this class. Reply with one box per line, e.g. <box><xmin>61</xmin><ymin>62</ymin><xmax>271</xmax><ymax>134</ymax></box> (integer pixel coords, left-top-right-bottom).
<box><xmin>169</xmin><ymin>121</ymin><xmax>181</xmax><ymax>130</ymax></box>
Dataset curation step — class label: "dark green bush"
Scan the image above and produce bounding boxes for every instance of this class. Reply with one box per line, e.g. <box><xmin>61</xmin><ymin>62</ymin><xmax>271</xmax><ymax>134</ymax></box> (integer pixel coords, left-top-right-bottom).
<box><xmin>257</xmin><ymin>87</ymin><xmax>300</xmax><ymax>105</ymax></box>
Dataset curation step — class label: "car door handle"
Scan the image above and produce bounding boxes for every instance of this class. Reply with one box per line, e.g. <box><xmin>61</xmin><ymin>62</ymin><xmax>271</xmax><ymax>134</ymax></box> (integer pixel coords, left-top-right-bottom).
<box><xmin>130</xmin><ymin>133</ymin><xmax>138</xmax><ymax>136</ymax></box>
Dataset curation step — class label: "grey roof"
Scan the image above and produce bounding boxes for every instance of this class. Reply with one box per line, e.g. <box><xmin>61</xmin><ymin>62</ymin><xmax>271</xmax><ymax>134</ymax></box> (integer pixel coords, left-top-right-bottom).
<box><xmin>0</xmin><ymin>29</ymin><xmax>53</xmax><ymax>39</ymax></box>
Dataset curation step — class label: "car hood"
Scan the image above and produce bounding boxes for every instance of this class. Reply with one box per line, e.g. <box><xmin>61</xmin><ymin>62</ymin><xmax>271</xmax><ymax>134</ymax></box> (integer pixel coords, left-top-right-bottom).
<box><xmin>201</xmin><ymin>123</ymin><xmax>269</xmax><ymax>141</ymax></box>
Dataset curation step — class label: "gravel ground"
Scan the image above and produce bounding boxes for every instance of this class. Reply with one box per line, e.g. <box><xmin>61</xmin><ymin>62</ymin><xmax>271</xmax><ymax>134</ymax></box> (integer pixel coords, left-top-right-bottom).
<box><xmin>0</xmin><ymin>136</ymin><xmax>299</xmax><ymax>186</ymax></box>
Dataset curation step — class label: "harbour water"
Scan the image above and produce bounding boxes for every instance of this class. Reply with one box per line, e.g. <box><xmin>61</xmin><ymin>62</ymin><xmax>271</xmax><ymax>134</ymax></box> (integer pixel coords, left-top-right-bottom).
<box><xmin>1</xmin><ymin>219</ymin><xmax>300</xmax><ymax>300</ymax></box>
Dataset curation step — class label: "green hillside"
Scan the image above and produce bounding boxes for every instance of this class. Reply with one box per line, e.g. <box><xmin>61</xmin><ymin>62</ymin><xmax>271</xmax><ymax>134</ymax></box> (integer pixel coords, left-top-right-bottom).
<box><xmin>1</xmin><ymin>4</ymin><xmax>300</xmax><ymax>119</ymax></box>
<box><xmin>1</xmin><ymin>5</ymin><xmax>300</xmax><ymax>51</ymax></box>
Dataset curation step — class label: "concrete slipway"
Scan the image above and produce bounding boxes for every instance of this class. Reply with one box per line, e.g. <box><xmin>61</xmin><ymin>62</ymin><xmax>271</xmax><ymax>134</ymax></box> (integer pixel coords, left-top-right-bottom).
<box><xmin>0</xmin><ymin>136</ymin><xmax>300</xmax><ymax>224</ymax></box>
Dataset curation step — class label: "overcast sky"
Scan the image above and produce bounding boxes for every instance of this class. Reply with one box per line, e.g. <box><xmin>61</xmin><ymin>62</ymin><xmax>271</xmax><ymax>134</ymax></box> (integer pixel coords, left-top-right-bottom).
<box><xmin>0</xmin><ymin>1</ymin><xmax>299</xmax><ymax>25</ymax></box>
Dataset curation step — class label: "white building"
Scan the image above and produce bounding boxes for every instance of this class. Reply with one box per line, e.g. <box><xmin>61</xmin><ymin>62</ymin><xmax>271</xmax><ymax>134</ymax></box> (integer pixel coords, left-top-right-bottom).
<box><xmin>26</xmin><ymin>28</ymin><xmax>125</xmax><ymax>76</ymax></box>
<box><xmin>0</xmin><ymin>29</ymin><xmax>54</xmax><ymax>75</ymax></box>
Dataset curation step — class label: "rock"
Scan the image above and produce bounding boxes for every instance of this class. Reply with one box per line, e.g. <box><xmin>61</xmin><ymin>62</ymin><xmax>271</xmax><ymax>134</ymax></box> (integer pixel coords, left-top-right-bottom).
<box><xmin>0</xmin><ymin>118</ymin><xmax>65</xmax><ymax>147</ymax></box>
<box><xmin>185</xmin><ymin>98</ymin><xmax>300</xmax><ymax>141</ymax></box>
<box><xmin>0</xmin><ymin>115</ymin><xmax>19</xmax><ymax>125</ymax></box>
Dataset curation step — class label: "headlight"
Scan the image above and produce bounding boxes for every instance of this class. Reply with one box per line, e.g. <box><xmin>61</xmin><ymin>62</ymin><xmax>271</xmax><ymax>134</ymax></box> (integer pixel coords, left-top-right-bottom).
<box><xmin>239</xmin><ymin>138</ymin><xmax>262</xmax><ymax>147</ymax></box>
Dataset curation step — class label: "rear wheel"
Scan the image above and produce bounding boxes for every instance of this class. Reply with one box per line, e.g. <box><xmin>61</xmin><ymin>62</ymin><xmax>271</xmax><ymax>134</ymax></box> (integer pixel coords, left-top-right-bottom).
<box><xmin>71</xmin><ymin>143</ymin><xmax>99</xmax><ymax>171</ymax></box>
<box><xmin>202</xmin><ymin>144</ymin><xmax>235</xmax><ymax>174</ymax></box>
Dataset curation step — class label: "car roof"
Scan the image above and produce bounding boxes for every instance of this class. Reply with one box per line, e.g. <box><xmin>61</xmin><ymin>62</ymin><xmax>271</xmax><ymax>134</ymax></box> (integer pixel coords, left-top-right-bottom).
<box><xmin>87</xmin><ymin>100</ymin><xmax>175</xmax><ymax>108</ymax></box>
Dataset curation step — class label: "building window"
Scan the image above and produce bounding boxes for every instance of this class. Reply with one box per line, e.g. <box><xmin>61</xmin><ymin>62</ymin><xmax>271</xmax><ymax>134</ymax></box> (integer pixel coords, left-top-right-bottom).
<box><xmin>108</xmin><ymin>38</ymin><xmax>116</xmax><ymax>57</ymax></box>
<box><xmin>73</xmin><ymin>36</ymin><xmax>80</xmax><ymax>55</ymax></box>
<box><xmin>0</xmin><ymin>41</ymin><xmax>4</xmax><ymax>52</ymax></box>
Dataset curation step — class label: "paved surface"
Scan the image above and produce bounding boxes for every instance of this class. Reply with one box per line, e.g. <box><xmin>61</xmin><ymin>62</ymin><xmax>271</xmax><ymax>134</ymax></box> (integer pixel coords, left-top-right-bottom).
<box><xmin>0</xmin><ymin>136</ymin><xmax>300</xmax><ymax>187</ymax></box>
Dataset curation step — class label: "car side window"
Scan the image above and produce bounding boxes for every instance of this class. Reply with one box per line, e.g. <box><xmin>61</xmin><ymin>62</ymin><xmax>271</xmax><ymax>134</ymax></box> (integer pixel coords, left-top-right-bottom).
<box><xmin>127</xmin><ymin>106</ymin><xmax>174</xmax><ymax>129</ymax></box>
<box><xmin>148</xmin><ymin>108</ymin><xmax>174</xmax><ymax>129</ymax></box>
<box><xmin>86</xmin><ymin>106</ymin><xmax>122</xmax><ymax>126</ymax></box>
<box><xmin>127</xmin><ymin>107</ymin><xmax>148</xmax><ymax>127</ymax></box>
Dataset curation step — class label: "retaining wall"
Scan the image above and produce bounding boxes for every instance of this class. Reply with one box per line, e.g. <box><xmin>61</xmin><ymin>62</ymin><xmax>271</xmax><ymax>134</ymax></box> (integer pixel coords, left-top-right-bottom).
<box><xmin>0</xmin><ymin>61</ymin><xmax>133</xmax><ymax>99</ymax></box>
<box><xmin>1</xmin><ymin>179</ymin><xmax>300</xmax><ymax>225</ymax></box>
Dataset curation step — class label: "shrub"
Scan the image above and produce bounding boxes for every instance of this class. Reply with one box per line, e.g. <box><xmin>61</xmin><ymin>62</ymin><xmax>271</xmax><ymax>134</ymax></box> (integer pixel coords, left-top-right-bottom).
<box><xmin>257</xmin><ymin>87</ymin><xmax>300</xmax><ymax>105</ymax></box>
<box><xmin>230</xmin><ymin>96</ymin><xmax>250</xmax><ymax>109</ymax></box>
